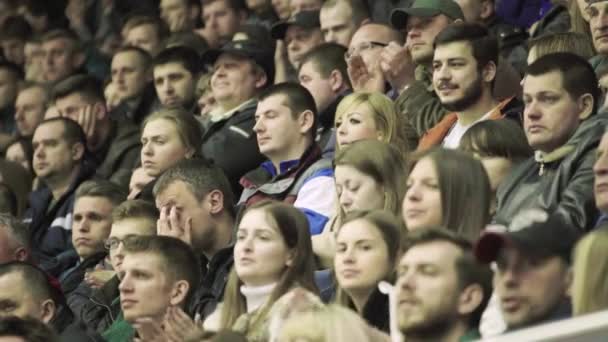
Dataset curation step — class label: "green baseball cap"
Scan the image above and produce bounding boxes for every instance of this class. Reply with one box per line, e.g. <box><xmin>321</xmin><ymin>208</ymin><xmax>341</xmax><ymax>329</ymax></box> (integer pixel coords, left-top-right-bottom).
<box><xmin>390</xmin><ymin>0</ymin><xmax>465</xmax><ymax>29</ymax></box>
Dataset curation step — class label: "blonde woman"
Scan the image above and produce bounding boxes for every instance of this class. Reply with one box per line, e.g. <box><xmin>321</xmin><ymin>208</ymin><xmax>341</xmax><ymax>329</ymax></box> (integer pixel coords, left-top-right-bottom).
<box><xmin>334</xmin><ymin>91</ymin><xmax>413</xmax><ymax>156</ymax></box>
<box><xmin>312</xmin><ymin>140</ymin><xmax>407</xmax><ymax>267</ymax></box>
<box><xmin>572</xmin><ymin>227</ymin><xmax>608</xmax><ymax>315</ymax></box>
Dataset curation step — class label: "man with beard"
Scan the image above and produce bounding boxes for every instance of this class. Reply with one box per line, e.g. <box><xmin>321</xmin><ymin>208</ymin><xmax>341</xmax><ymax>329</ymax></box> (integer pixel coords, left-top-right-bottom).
<box><xmin>418</xmin><ymin>23</ymin><xmax>521</xmax><ymax>150</ymax></box>
<box><xmin>396</xmin><ymin>228</ymin><xmax>492</xmax><ymax>342</ymax></box>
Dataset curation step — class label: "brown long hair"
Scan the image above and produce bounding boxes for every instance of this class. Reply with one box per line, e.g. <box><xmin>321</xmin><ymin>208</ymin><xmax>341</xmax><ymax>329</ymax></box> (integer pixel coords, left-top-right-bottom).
<box><xmin>220</xmin><ymin>200</ymin><xmax>318</xmax><ymax>329</ymax></box>
<box><xmin>332</xmin><ymin>140</ymin><xmax>407</xmax><ymax>230</ymax></box>
<box><xmin>408</xmin><ymin>148</ymin><xmax>491</xmax><ymax>241</ymax></box>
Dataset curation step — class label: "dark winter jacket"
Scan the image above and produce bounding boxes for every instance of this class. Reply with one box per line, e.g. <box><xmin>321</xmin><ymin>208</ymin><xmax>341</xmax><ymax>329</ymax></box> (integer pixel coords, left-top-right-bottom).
<box><xmin>191</xmin><ymin>245</ymin><xmax>234</xmax><ymax>320</ymax></box>
<box><xmin>61</xmin><ymin>252</ymin><xmax>108</xmax><ymax>315</ymax></box>
<box><xmin>79</xmin><ymin>275</ymin><xmax>122</xmax><ymax>334</ymax></box>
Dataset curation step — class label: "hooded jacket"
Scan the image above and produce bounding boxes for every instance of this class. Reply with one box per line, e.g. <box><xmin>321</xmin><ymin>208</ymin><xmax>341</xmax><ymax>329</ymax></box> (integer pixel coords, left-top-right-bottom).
<box><xmin>494</xmin><ymin>113</ymin><xmax>607</xmax><ymax>234</ymax></box>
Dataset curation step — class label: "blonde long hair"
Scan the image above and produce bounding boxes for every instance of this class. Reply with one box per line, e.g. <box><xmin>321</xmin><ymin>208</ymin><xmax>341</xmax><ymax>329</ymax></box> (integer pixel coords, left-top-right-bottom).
<box><xmin>334</xmin><ymin>92</ymin><xmax>410</xmax><ymax>156</ymax></box>
<box><xmin>572</xmin><ymin>227</ymin><xmax>608</xmax><ymax>315</ymax></box>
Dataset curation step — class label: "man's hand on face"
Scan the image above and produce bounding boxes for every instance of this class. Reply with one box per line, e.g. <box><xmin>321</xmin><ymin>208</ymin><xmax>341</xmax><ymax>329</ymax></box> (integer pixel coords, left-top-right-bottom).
<box><xmin>168</xmin><ymin>12</ymin><xmax>188</xmax><ymax>32</ymax></box>
<box><xmin>347</xmin><ymin>53</ymin><xmax>385</xmax><ymax>93</ymax></box>
<box><xmin>380</xmin><ymin>41</ymin><xmax>416</xmax><ymax>93</ymax></box>
<box><xmin>76</xmin><ymin>104</ymin><xmax>97</xmax><ymax>144</ymax></box>
<box><xmin>157</xmin><ymin>205</ymin><xmax>193</xmax><ymax>247</ymax></box>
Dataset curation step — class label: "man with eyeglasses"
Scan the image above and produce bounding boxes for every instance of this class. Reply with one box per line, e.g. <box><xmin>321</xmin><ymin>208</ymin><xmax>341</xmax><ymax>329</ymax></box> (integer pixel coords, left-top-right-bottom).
<box><xmin>69</xmin><ymin>200</ymin><xmax>159</xmax><ymax>335</ymax></box>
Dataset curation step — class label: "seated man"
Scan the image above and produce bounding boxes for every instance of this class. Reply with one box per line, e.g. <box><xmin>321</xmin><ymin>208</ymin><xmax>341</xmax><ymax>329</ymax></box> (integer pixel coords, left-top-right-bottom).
<box><xmin>78</xmin><ymin>200</ymin><xmax>159</xmax><ymax>334</ymax></box>
<box><xmin>153</xmin><ymin>159</ymin><xmax>236</xmax><ymax>320</ymax></box>
<box><xmin>105</xmin><ymin>236</ymin><xmax>201</xmax><ymax>341</ymax></box>
<box><xmin>52</xmin><ymin>75</ymin><xmax>141</xmax><ymax>188</ymax></box>
<box><xmin>494</xmin><ymin>53</ymin><xmax>604</xmax><ymax>233</ymax></box>
<box><xmin>109</xmin><ymin>46</ymin><xmax>156</xmax><ymax>125</ymax></box>
<box><xmin>60</xmin><ymin>180</ymin><xmax>126</xmax><ymax>306</ymax></box>
<box><xmin>298</xmin><ymin>43</ymin><xmax>352</xmax><ymax>156</ymax></box>
<box><xmin>475</xmin><ymin>212</ymin><xmax>576</xmax><ymax>331</ymax></box>
<box><xmin>418</xmin><ymin>23</ymin><xmax>521</xmax><ymax>150</ymax></box>
<box><xmin>320</xmin><ymin>0</ymin><xmax>370</xmax><ymax>47</ymax></box>
<box><xmin>397</xmin><ymin>228</ymin><xmax>492</xmax><ymax>341</ymax></box>
<box><xmin>14</xmin><ymin>82</ymin><xmax>49</xmax><ymax>139</ymax></box>
<box><xmin>201</xmin><ymin>28</ymin><xmax>273</xmax><ymax>194</ymax></box>
<box><xmin>239</xmin><ymin>83</ymin><xmax>335</xmax><ymax>235</ymax></box>
<box><xmin>122</xmin><ymin>15</ymin><xmax>169</xmax><ymax>57</ymax></box>
<box><xmin>0</xmin><ymin>261</ymin><xmax>102</xmax><ymax>340</ymax></box>
<box><xmin>0</xmin><ymin>213</ymin><xmax>30</xmax><ymax>264</ymax></box>
<box><xmin>40</xmin><ymin>29</ymin><xmax>86</xmax><ymax>85</ymax></box>
<box><xmin>271</xmin><ymin>10</ymin><xmax>324</xmax><ymax>82</ymax></box>
<box><xmin>25</xmin><ymin>118</ymin><xmax>96</xmax><ymax>277</ymax></box>
<box><xmin>152</xmin><ymin>46</ymin><xmax>201</xmax><ymax>112</ymax></box>
<box><xmin>0</xmin><ymin>316</ymin><xmax>58</xmax><ymax>342</ymax></box>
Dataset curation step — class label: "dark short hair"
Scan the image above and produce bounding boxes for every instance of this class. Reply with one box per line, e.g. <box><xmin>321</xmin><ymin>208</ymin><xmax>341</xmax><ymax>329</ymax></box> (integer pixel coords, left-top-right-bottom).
<box><xmin>51</xmin><ymin>74</ymin><xmax>104</xmax><ymax>104</ymax></box>
<box><xmin>123</xmin><ymin>235</ymin><xmax>201</xmax><ymax>306</ymax></box>
<box><xmin>434</xmin><ymin>23</ymin><xmax>498</xmax><ymax>72</ymax></box>
<box><xmin>403</xmin><ymin>228</ymin><xmax>492</xmax><ymax>329</ymax></box>
<box><xmin>154</xmin><ymin>159</ymin><xmax>235</xmax><ymax>217</ymax></box>
<box><xmin>460</xmin><ymin>119</ymin><xmax>533</xmax><ymax>163</ymax></box>
<box><xmin>0</xmin><ymin>61</ymin><xmax>24</xmax><ymax>80</ymax></box>
<box><xmin>0</xmin><ymin>184</ymin><xmax>17</xmax><ymax>217</ymax></box>
<box><xmin>0</xmin><ymin>261</ymin><xmax>65</xmax><ymax>307</ymax></box>
<box><xmin>111</xmin><ymin>199</ymin><xmax>159</xmax><ymax>225</ymax></box>
<box><xmin>122</xmin><ymin>14</ymin><xmax>170</xmax><ymax>41</ymax></box>
<box><xmin>299</xmin><ymin>43</ymin><xmax>351</xmax><ymax>88</ymax></box>
<box><xmin>152</xmin><ymin>46</ymin><xmax>201</xmax><ymax>75</ymax></box>
<box><xmin>0</xmin><ymin>316</ymin><xmax>59</xmax><ymax>342</ymax></box>
<box><xmin>113</xmin><ymin>46</ymin><xmax>153</xmax><ymax>71</ymax></box>
<box><xmin>322</xmin><ymin>0</ymin><xmax>369</xmax><ymax>27</ymax></box>
<box><xmin>75</xmin><ymin>180</ymin><xmax>127</xmax><ymax>207</ymax></box>
<box><xmin>201</xmin><ymin>0</ymin><xmax>248</xmax><ymax>13</ymax></box>
<box><xmin>258</xmin><ymin>82</ymin><xmax>318</xmax><ymax>135</ymax></box>
<box><xmin>0</xmin><ymin>15</ymin><xmax>33</xmax><ymax>41</ymax></box>
<box><xmin>526</xmin><ymin>52</ymin><xmax>600</xmax><ymax>114</ymax></box>
<box><xmin>40</xmin><ymin>29</ymin><xmax>81</xmax><ymax>50</ymax></box>
<box><xmin>36</xmin><ymin>117</ymin><xmax>86</xmax><ymax>148</ymax></box>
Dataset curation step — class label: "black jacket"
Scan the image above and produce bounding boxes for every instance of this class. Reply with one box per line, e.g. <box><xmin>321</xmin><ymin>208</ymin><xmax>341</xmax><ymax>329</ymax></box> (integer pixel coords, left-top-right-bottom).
<box><xmin>79</xmin><ymin>275</ymin><xmax>121</xmax><ymax>334</ymax></box>
<box><xmin>94</xmin><ymin>118</ymin><xmax>141</xmax><ymax>190</ymax></box>
<box><xmin>191</xmin><ymin>246</ymin><xmax>234</xmax><ymax>320</ymax></box>
<box><xmin>494</xmin><ymin>113</ymin><xmax>606</xmax><ymax>234</ymax></box>
<box><xmin>61</xmin><ymin>252</ymin><xmax>108</xmax><ymax>315</ymax></box>
<box><xmin>201</xmin><ymin>100</ymin><xmax>265</xmax><ymax>197</ymax></box>
<box><xmin>51</xmin><ymin>302</ymin><xmax>104</xmax><ymax>342</ymax></box>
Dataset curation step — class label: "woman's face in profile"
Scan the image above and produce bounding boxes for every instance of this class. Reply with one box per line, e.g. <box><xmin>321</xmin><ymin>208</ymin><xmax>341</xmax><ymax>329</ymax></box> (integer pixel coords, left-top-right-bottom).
<box><xmin>402</xmin><ymin>157</ymin><xmax>443</xmax><ymax>230</ymax></box>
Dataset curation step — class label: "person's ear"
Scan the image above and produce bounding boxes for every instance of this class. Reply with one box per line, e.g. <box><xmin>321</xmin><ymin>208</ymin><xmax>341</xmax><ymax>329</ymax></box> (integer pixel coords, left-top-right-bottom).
<box><xmin>457</xmin><ymin>283</ymin><xmax>484</xmax><ymax>317</ymax></box>
<box><xmin>298</xmin><ymin>109</ymin><xmax>315</xmax><ymax>134</ymax></box>
<box><xmin>40</xmin><ymin>299</ymin><xmax>56</xmax><ymax>324</ymax></box>
<box><xmin>169</xmin><ymin>280</ymin><xmax>190</xmax><ymax>306</ymax></box>
<box><xmin>578</xmin><ymin>93</ymin><xmax>594</xmax><ymax>120</ymax></box>
<box><xmin>329</xmin><ymin>69</ymin><xmax>345</xmax><ymax>93</ymax></box>
<box><xmin>206</xmin><ymin>189</ymin><xmax>225</xmax><ymax>215</ymax></box>
<box><xmin>94</xmin><ymin>102</ymin><xmax>107</xmax><ymax>121</ymax></box>
<box><xmin>254</xmin><ymin>70</ymin><xmax>268</xmax><ymax>89</ymax></box>
<box><xmin>13</xmin><ymin>247</ymin><xmax>29</xmax><ymax>262</ymax></box>
<box><xmin>71</xmin><ymin>142</ymin><xmax>85</xmax><ymax>161</ymax></box>
<box><xmin>482</xmin><ymin>61</ymin><xmax>497</xmax><ymax>84</ymax></box>
<box><xmin>285</xmin><ymin>249</ymin><xmax>296</xmax><ymax>267</ymax></box>
<box><xmin>480</xmin><ymin>0</ymin><xmax>494</xmax><ymax>20</ymax></box>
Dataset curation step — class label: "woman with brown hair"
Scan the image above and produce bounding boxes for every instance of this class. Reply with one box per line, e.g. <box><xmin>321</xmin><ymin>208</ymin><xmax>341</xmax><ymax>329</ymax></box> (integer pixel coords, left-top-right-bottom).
<box><xmin>333</xmin><ymin>210</ymin><xmax>402</xmax><ymax>333</ymax></box>
<box><xmin>217</xmin><ymin>200</ymin><xmax>318</xmax><ymax>341</ymax></box>
<box><xmin>402</xmin><ymin>148</ymin><xmax>491</xmax><ymax>241</ymax></box>
<box><xmin>312</xmin><ymin>140</ymin><xmax>407</xmax><ymax>267</ymax></box>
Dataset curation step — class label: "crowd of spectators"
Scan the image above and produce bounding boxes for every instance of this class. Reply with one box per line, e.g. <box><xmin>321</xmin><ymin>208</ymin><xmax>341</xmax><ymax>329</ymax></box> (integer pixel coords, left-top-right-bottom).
<box><xmin>0</xmin><ymin>0</ymin><xmax>607</xmax><ymax>341</ymax></box>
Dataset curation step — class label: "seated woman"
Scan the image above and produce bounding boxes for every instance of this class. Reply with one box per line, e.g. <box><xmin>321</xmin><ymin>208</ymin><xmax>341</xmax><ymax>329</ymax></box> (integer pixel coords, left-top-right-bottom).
<box><xmin>137</xmin><ymin>108</ymin><xmax>203</xmax><ymax>200</ymax></box>
<box><xmin>313</xmin><ymin>140</ymin><xmax>407</xmax><ymax>267</ymax></box>
<box><xmin>334</xmin><ymin>91</ymin><xmax>412</xmax><ymax>156</ymax></box>
<box><xmin>333</xmin><ymin>210</ymin><xmax>402</xmax><ymax>333</ymax></box>
<box><xmin>403</xmin><ymin>148</ymin><xmax>491</xmax><ymax>241</ymax></box>
<box><xmin>459</xmin><ymin>119</ymin><xmax>533</xmax><ymax>215</ymax></box>
<box><xmin>216</xmin><ymin>200</ymin><xmax>318</xmax><ymax>341</ymax></box>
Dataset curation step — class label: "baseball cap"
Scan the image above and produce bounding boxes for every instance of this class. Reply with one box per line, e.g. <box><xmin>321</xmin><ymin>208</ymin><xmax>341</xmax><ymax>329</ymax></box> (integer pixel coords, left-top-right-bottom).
<box><xmin>202</xmin><ymin>25</ymin><xmax>275</xmax><ymax>84</ymax></box>
<box><xmin>271</xmin><ymin>10</ymin><xmax>320</xmax><ymax>40</ymax></box>
<box><xmin>390</xmin><ymin>0</ymin><xmax>465</xmax><ymax>29</ymax></box>
<box><xmin>474</xmin><ymin>210</ymin><xmax>580</xmax><ymax>264</ymax></box>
